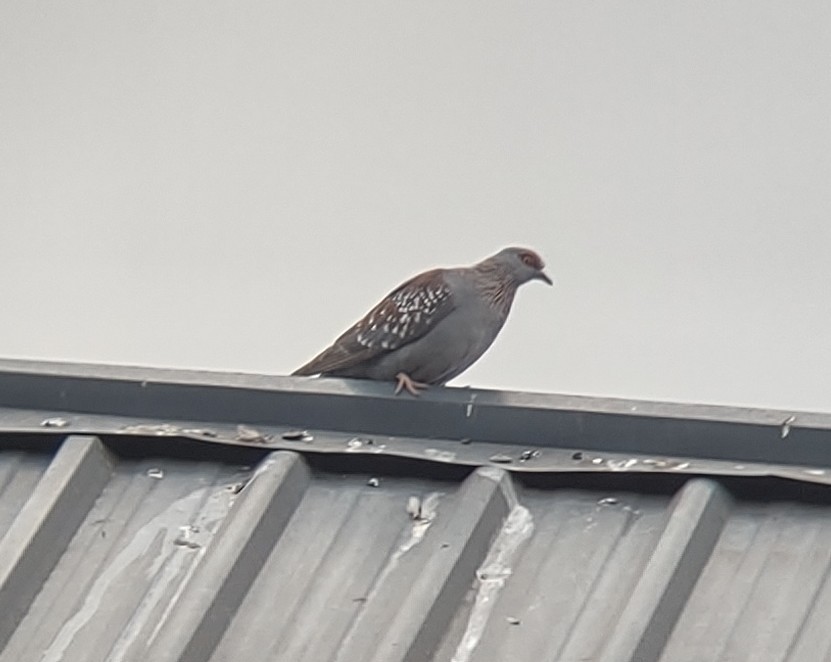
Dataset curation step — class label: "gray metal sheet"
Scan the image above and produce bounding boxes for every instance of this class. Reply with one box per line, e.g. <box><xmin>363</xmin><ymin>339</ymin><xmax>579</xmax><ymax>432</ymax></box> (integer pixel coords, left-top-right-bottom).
<box><xmin>0</xmin><ymin>436</ymin><xmax>827</xmax><ymax>661</ymax></box>
<box><xmin>0</xmin><ymin>447</ymin><xmax>248</xmax><ymax>662</ymax></box>
<box><xmin>1</xmin><ymin>360</ymin><xmax>831</xmax><ymax>661</ymax></box>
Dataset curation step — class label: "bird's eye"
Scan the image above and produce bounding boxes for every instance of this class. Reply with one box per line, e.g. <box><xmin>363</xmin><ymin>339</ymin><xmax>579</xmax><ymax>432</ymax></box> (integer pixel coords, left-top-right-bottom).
<box><xmin>520</xmin><ymin>253</ymin><xmax>536</xmax><ymax>267</ymax></box>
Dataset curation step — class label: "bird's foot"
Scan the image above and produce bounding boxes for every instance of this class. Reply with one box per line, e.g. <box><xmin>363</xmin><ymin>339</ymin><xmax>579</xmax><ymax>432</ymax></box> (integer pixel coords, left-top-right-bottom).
<box><xmin>394</xmin><ymin>372</ymin><xmax>428</xmax><ymax>397</ymax></box>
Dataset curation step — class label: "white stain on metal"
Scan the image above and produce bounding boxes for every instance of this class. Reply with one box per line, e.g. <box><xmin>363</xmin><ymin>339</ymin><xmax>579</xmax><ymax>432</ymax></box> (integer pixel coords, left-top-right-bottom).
<box><xmin>642</xmin><ymin>458</ymin><xmax>669</xmax><ymax>468</ymax></box>
<box><xmin>120</xmin><ymin>423</ymin><xmax>181</xmax><ymax>436</ymax></box>
<box><xmin>396</xmin><ymin>492</ymin><xmax>443</xmax><ymax>556</ymax></box>
<box><xmin>465</xmin><ymin>393</ymin><xmax>477</xmax><ymax>418</ymax></box>
<box><xmin>451</xmin><ymin>505</ymin><xmax>535</xmax><ymax>662</ymax></box>
<box><xmin>357</xmin><ymin>492</ymin><xmax>445</xmax><ymax>608</ymax></box>
<box><xmin>606</xmin><ymin>458</ymin><xmax>638</xmax><ymax>471</ymax></box>
<box><xmin>424</xmin><ymin>448</ymin><xmax>456</xmax><ymax>463</ymax></box>
<box><xmin>41</xmin><ymin>417</ymin><xmax>69</xmax><ymax>428</ymax></box>
<box><xmin>475</xmin><ymin>466</ymin><xmax>505</xmax><ymax>483</ymax></box>
<box><xmin>347</xmin><ymin>437</ymin><xmax>370</xmax><ymax>451</ymax></box>
<box><xmin>406</xmin><ymin>496</ymin><xmax>422</xmax><ymax>519</ymax></box>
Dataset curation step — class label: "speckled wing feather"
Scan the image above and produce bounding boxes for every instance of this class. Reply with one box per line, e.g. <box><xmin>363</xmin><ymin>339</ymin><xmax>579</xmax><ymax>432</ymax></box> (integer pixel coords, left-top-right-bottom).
<box><xmin>292</xmin><ymin>269</ymin><xmax>455</xmax><ymax>376</ymax></box>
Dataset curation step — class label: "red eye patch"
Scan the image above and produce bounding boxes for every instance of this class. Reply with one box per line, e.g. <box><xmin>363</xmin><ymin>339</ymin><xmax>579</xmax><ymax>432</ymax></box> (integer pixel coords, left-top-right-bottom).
<box><xmin>520</xmin><ymin>251</ymin><xmax>543</xmax><ymax>270</ymax></box>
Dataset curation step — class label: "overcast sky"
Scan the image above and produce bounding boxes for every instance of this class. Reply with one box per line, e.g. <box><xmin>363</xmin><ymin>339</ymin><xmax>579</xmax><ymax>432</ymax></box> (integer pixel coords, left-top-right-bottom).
<box><xmin>1</xmin><ymin>1</ymin><xmax>829</xmax><ymax>413</ymax></box>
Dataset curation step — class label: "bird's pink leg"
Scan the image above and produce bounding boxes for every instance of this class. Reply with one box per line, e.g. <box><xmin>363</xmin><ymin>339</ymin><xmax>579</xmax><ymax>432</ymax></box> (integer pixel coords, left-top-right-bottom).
<box><xmin>394</xmin><ymin>372</ymin><xmax>429</xmax><ymax>396</ymax></box>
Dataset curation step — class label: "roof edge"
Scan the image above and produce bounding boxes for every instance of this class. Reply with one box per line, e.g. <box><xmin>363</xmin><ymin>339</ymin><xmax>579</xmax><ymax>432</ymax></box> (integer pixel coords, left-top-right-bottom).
<box><xmin>0</xmin><ymin>357</ymin><xmax>830</xmax><ymax>468</ymax></box>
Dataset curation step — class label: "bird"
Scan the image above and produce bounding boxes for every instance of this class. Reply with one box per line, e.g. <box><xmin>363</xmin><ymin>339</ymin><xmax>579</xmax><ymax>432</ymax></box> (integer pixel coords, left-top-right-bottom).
<box><xmin>292</xmin><ymin>247</ymin><xmax>552</xmax><ymax>395</ymax></box>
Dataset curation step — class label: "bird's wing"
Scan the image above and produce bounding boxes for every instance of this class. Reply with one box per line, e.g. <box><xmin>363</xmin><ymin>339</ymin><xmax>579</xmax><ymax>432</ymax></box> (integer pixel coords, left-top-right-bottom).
<box><xmin>292</xmin><ymin>269</ymin><xmax>456</xmax><ymax>376</ymax></box>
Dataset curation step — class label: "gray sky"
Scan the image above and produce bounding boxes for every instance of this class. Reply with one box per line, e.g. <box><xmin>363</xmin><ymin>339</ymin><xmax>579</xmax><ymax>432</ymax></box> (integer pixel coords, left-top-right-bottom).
<box><xmin>1</xmin><ymin>1</ymin><xmax>829</xmax><ymax>413</ymax></box>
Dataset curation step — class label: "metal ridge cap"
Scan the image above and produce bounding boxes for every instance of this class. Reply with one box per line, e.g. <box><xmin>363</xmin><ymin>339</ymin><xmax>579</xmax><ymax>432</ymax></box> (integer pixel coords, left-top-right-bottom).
<box><xmin>0</xmin><ymin>357</ymin><xmax>828</xmax><ymax>429</ymax></box>
<box><xmin>4</xmin><ymin>358</ymin><xmax>831</xmax><ymax>470</ymax></box>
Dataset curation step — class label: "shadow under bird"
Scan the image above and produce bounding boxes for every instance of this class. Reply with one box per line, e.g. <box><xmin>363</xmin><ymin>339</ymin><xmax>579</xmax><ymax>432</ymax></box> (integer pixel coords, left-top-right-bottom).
<box><xmin>292</xmin><ymin>246</ymin><xmax>553</xmax><ymax>395</ymax></box>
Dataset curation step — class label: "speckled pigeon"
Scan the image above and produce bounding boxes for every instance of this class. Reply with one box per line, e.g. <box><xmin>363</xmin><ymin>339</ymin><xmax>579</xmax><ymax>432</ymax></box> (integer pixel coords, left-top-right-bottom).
<box><xmin>292</xmin><ymin>247</ymin><xmax>552</xmax><ymax>395</ymax></box>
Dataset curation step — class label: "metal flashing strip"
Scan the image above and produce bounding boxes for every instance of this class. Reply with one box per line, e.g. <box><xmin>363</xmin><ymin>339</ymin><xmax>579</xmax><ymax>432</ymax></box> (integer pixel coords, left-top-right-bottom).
<box><xmin>1</xmin><ymin>406</ymin><xmax>830</xmax><ymax>487</ymax></box>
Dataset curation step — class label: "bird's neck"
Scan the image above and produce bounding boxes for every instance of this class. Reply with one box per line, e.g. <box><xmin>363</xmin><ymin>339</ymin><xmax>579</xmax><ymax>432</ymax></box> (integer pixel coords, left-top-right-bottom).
<box><xmin>471</xmin><ymin>262</ymin><xmax>518</xmax><ymax>316</ymax></box>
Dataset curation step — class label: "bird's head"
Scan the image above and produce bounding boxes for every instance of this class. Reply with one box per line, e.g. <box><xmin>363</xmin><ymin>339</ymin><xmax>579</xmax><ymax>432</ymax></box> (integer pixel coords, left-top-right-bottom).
<box><xmin>492</xmin><ymin>247</ymin><xmax>553</xmax><ymax>286</ymax></box>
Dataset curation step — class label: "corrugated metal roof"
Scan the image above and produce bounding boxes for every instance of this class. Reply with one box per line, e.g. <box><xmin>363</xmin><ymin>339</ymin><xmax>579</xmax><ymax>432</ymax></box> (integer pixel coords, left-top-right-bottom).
<box><xmin>1</xmin><ymin>359</ymin><xmax>831</xmax><ymax>662</ymax></box>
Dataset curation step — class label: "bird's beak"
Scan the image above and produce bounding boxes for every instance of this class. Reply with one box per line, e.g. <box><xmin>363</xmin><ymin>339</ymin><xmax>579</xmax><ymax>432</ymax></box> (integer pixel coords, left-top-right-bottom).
<box><xmin>537</xmin><ymin>270</ymin><xmax>554</xmax><ymax>286</ymax></box>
